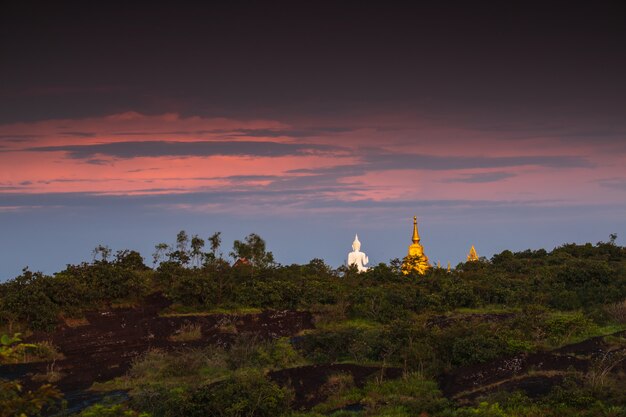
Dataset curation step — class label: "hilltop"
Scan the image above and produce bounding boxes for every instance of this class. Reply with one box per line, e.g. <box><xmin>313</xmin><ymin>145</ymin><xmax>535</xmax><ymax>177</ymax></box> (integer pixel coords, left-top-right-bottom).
<box><xmin>1</xmin><ymin>233</ymin><xmax>626</xmax><ymax>417</ymax></box>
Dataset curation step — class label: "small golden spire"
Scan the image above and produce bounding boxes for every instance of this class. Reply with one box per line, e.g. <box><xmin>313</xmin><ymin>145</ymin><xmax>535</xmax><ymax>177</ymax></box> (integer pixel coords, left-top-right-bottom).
<box><xmin>467</xmin><ymin>245</ymin><xmax>479</xmax><ymax>262</ymax></box>
<box><xmin>402</xmin><ymin>216</ymin><xmax>430</xmax><ymax>275</ymax></box>
<box><xmin>412</xmin><ymin>216</ymin><xmax>420</xmax><ymax>244</ymax></box>
<box><xmin>447</xmin><ymin>262</ymin><xmax>451</xmax><ymax>272</ymax></box>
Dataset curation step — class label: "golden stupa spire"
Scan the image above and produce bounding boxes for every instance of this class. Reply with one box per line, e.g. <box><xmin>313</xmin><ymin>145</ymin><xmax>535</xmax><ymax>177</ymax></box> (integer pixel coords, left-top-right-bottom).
<box><xmin>402</xmin><ymin>215</ymin><xmax>430</xmax><ymax>275</ymax></box>
<box><xmin>411</xmin><ymin>216</ymin><xmax>421</xmax><ymax>244</ymax></box>
<box><xmin>467</xmin><ymin>245</ymin><xmax>479</xmax><ymax>262</ymax></box>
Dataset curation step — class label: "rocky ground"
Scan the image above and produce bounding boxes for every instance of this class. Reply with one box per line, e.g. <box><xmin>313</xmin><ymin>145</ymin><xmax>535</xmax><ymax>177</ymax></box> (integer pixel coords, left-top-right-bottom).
<box><xmin>2</xmin><ymin>300</ymin><xmax>625</xmax><ymax>414</ymax></box>
<box><xmin>0</xmin><ymin>293</ymin><xmax>314</xmax><ymax>411</ymax></box>
<box><xmin>439</xmin><ymin>330</ymin><xmax>626</xmax><ymax>404</ymax></box>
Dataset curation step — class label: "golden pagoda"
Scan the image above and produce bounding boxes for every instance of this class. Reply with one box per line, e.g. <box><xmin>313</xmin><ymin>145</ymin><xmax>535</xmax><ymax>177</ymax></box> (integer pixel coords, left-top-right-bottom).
<box><xmin>401</xmin><ymin>216</ymin><xmax>430</xmax><ymax>275</ymax></box>
<box><xmin>467</xmin><ymin>245</ymin><xmax>479</xmax><ymax>262</ymax></box>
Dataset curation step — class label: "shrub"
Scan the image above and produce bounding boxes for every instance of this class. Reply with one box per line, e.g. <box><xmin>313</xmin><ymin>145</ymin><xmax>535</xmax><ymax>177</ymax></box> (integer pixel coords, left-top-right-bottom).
<box><xmin>605</xmin><ymin>299</ymin><xmax>626</xmax><ymax>324</ymax></box>
<box><xmin>183</xmin><ymin>370</ymin><xmax>291</xmax><ymax>417</ymax></box>
<box><xmin>432</xmin><ymin>323</ymin><xmax>510</xmax><ymax>368</ymax></box>
<box><xmin>0</xmin><ymin>270</ymin><xmax>60</xmax><ymax>331</ymax></box>
<box><xmin>544</xmin><ymin>311</ymin><xmax>597</xmax><ymax>346</ymax></box>
<box><xmin>0</xmin><ymin>380</ymin><xmax>64</xmax><ymax>417</ymax></box>
<box><xmin>168</xmin><ymin>323</ymin><xmax>203</xmax><ymax>342</ymax></box>
<box><xmin>319</xmin><ymin>372</ymin><xmax>355</xmax><ymax>398</ymax></box>
<box><xmin>254</xmin><ymin>337</ymin><xmax>304</xmax><ymax>369</ymax></box>
<box><xmin>0</xmin><ymin>333</ymin><xmax>36</xmax><ymax>364</ymax></box>
<box><xmin>129</xmin><ymin>347</ymin><xmax>229</xmax><ymax>382</ymax></box>
<box><xmin>296</xmin><ymin>326</ymin><xmax>382</xmax><ymax>363</ymax></box>
<box><xmin>79</xmin><ymin>403</ymin><xmax>149</xmax><ymax>417</ymax></box>
<box><xmin>449</xmin><ymin>332</ymin><xmax>507</xmax><ymax>367</ymax></box>
<box><xmin>131</xmin><ymin>385</ymin><xmax>188</xmax><ymax>417</ymax></box>
<box><xmin>362</xmin><ymin>373</ymin><xmax>450</xmax><ymax>416</ymax></box>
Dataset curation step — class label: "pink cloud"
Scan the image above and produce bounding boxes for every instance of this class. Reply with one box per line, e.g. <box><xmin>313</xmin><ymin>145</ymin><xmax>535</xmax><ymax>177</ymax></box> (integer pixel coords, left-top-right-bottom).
<box><xmin>1</xmin><ymin>112</ymin><xmax>624</xmax><ymax>212</ymax></box>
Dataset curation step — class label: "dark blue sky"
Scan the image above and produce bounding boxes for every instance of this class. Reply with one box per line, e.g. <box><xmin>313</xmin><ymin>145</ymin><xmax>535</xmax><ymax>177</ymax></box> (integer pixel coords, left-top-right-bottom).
<box><xmin>1</xmin><ymin>2</ymin><xmax>625</xmax><ymax>279</ymax></box>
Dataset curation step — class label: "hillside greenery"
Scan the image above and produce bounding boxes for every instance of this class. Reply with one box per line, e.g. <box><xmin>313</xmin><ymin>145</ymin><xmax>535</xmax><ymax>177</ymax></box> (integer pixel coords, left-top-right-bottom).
<box><xmin>1</xmin><ymin>232</ymin><xmax>626</xmax><ymax>417</ymax></box>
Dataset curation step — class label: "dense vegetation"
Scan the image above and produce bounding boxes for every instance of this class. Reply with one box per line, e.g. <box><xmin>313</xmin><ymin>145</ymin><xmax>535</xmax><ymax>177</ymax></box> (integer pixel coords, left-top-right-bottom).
<box><xmin>1</xmin><ymin>231</ymin><xmax>626</xmax><ymax>417</ymax></box>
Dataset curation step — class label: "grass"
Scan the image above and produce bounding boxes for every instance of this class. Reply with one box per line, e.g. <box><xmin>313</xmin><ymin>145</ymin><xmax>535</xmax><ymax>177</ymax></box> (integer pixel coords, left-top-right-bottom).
<box><xmin>63</xmin><ymin>316</ymin><xmax>90</xmax><ymax>328</ymax></box>
<box><xmin>32</xmin><ymin>362</ymin><xmax>65</xmax><ymax>383</ymax></box>
<box><xmin>109</xmin><ymin>301</ymin><xmax>140</xmax><ymax>309</ymax></box>
<box><xmin>92</xmin><ymin>347</ymin><xmax>232</xmax><ymax>392</ymax></box>
<box><xmin>160</xmin><ymin>304</ymin><xmax>262</xmax><ymax>317</ymax></box>
<box><xmin>315</xmin><ymin>318</ymin><xmax>383</xmax><ymax>331</ymax></box>
<box><xmin>92</xmin><ymin>336</ymin><xmax>309</xmax><ymax>393</ymax></box>
<box><xmin>30</xmin><ymin>340</ymin><xmax>65</xmax><ymax>362</ymax></box>
<box><xmin>542</xmin><ymin>311</ymin><xmax>626</xmax><ymax>349</ymax></box>
<box><xmin>216</xmin><ymin>316</ymin><xmax>238</xmax><ymax>334</ymax></box>
<box><xmin>455</xmin><ymin>305</ymin><xmax>519</xmax><ymax>315</ymax></box>
<box><xmin>605</xmin><ymin>299</ymin><xmax>626</xmax><ymax>324</ymax></box>
<box><xmin>168</xmin><ymin>323</ymin><xmax>203</xmax><ymax>342</ymax></box>
<box><xmin>2</xmin><ymin>340</ymin><xmax>65</xmax><ymax>364</ymax></box>
<box><xmin>310</xmin><ymin>373</ymin><xmax>448</xmax><ymax>415</ymax></box>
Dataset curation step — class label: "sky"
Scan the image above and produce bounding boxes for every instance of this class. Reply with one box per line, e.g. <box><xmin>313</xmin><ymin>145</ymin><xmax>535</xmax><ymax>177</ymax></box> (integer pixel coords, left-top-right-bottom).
<box><xmin>1</xmin><ymin>2</ymin><xmax>625</xmax><ymax>279</ymax></box>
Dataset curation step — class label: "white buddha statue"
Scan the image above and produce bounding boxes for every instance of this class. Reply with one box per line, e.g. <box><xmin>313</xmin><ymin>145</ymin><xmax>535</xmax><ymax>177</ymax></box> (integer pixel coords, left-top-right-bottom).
<box><xmin>347</xmin><ymin>234</ymin><xmax>369</xmax><ymax>272</ymax></box>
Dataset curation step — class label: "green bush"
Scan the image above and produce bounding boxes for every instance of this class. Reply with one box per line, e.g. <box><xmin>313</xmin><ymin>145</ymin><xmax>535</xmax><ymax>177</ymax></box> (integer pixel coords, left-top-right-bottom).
<box><xmin>296</xmin><ymin>326</ymin><xmax>382</xmax><ymax>363</ymax></box>
<box><xmin>131</xmin><ymin>385</ymin><xmax>188</xmax><ymax>417</ymax></box>
<box><xmin>183</xmin><ymin>370</ymin><xmax>291</xmax><ymax>417</ymax></box>
<box><xmin>0</xmin><ymin>380</ymin><xmax>64</xmax><ymax>417</ymax></box>
<box><xmin>79</xmin><ymin>403</ymin><xmax>149</xmax><ymax>417</ymax></box>
<box><xmin>362</xmin><ymin>373</ymin><xmax>450</xmax><ymax>415</ymax></box>
<box><xmin>0</xmin><ymin>270</ymin><xmax>60</xmax><ymax>331</ymax></box>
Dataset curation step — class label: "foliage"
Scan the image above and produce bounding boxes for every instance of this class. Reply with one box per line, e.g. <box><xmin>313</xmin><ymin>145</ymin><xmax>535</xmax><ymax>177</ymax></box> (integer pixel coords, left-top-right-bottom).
<box><xmin>0</xmin><ymin>380</ymin><xmax>64</xmax><ymax>417</ymax></box>
<box><xmin>184</xmin><ymin>369</ymin><xmax>291</xmax><ymax>417</ymax></box>
<box><xmin>230</xmin><ymin>233</ymin><xmax>275</xmax><ymax>268</ymax></box>
<box><xmin>0</xmin><ymin>333</ymin><xmax>36</xmax><ymax>364</ymax></box>
<box><xmin>361</xmin><ymin>373</ymin><xmax>451</xmax><ymax>415</ymax></box>
<box><xmin>79</xmin><ymin>403</ymin><xmax>150</xmax><ymax>417</ymax></box>
<box><xmin>3</xmin><ymin>234</ymin><xmax>626</xmax><ymax>415</ymax></box>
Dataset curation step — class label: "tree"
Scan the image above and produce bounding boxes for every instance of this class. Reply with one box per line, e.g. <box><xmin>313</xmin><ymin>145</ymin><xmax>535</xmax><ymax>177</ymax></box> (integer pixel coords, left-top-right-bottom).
<box><xmin>208</xmin><ymin>232</ymin><xmax>222</xmax><ymax>258</ymax></box>
<box><xmin>0</xmin><ymin>269</ymin><xmax>60</xmax><ymax>331</ymax></box>
<box><xmin>168</xmin><ymin>231</ymin><xmax>191</xmax><ymax>266</ymax></box>
<box><xmin>230</xmin><ymin>233</ymin><xmax>275</xmax><ymax>268</ymax></box>
<box><xmin>152</xmin><ymin>243</ymin><xmax>169</xmax><ymax>266</ymax></box>
<box><xmin>92</xmin><ymin>245</ymin><xmax>112</xmax><ymax>263</ymax></box>
<box><xmin>115</xmin><ymin>250</ymin><xmax>147</xmax><ymax>270</ymax></box>
<box><xmin>190</xmin><ymin>235</ymin><xmax>205</xmax><ymax>267</ymax></box>
<box><xmin>176</xmin><ymin>230</ymin><xmax>189</xmax><ymax>253</ymax></box>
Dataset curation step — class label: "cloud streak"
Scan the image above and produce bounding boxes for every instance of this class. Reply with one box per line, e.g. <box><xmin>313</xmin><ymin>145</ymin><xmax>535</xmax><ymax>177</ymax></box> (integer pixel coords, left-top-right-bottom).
<box><xmin>442</xmin><ymin>171</ymin><xmax>517</xmax><ymax>183</ymax></box>
<box><xmin>597</xmin><ymin>178</ymin><xmax>626</xmax><ymax>191</ymax></box>
<box><xmin>1</xmin><ymin>111</ymin><xmax>622</xmax><ymax>215</ymax></box>
<box><xmin>0</xmin><ymin>189</ymin><xmax>587</xmax><ymax>212</ymax></box>
<box><xmin>289</xmin><ymin>153</ymin><xmax>593</xmax><ymax>177</ymax></box>
<box><xmin>27</xmin><ymin>140</ymin><xmax>343</xmax><ymax>159</ymax></box>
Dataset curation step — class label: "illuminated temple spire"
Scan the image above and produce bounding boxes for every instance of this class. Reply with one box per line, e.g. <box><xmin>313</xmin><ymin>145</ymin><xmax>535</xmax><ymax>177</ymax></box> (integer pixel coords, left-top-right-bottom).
<box><xmin>412</xmin><ymin>216</ymin><xmax>420</xmax><ymax>244</ymax></box>
<box><xmin>467</xmin><ymin>245</ymin><xmax>479</xmax><ymax>262</ymax></box>
<box><xmin>402</xmin><ymin>216</ymin><xmax>430</xmax><ymax>275</ymax></box>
